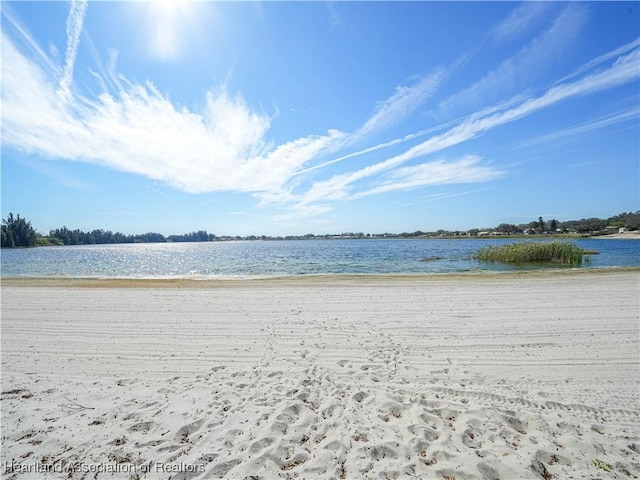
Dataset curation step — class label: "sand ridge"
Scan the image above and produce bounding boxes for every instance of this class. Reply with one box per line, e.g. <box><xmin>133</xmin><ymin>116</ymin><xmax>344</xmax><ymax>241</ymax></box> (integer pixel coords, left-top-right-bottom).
<box><xmin>1</xmin><ymin>272</ymin><xmax>639</xmax><ymax>479</ymax></box>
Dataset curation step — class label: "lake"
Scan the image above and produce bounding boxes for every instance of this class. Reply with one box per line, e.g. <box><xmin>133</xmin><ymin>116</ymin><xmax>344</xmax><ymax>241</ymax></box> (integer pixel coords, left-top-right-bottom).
<box><xmin>1</xmin><ymin>238</ymin><xmax>638</xmax><ymax>279</ymax></box>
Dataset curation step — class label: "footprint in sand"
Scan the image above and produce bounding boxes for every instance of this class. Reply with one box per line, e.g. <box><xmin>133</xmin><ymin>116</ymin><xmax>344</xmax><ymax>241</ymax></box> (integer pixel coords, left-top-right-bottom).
<box><xmin>127</xmin><ymin>420</ymin><xmax>154</xmax><ymax>434</ymax></box>
<box><xmin>367</xmin><ymin>444</ymin><xmax>399</xmax><ymax>461</ymax></box>
<box><xmin>249</xmin><ymin>436</ymin><xmax>274</xmax><ymax>454</ymax></box>
<box><xmin>461</xmin><ymin>427</ymin><xmax>483</xmax><ymax>449</ymax></box>
<box><xmin>207</xmin><ymin>459</ymin><xmax>242</xmax><ymax>478</ymax></box>
<box><xmin>352</xmin><ymin>391</ymin><xmax>369</xmax><ymax>403</ymax></box>
<box><xmin>408</xmin><ymin>424</ymin><xmax>440</xmax><ymax>442</ymax></box>
<box><xmin>174</xmin><ymin>418</ymin><xmax>205</xmax><ymax>442</ymax></box>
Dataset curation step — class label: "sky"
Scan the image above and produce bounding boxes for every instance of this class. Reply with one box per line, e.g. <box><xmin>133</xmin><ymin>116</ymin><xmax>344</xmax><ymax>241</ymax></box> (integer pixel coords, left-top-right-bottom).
<box><xmin>1</xmin><ymin>1</ymin><xmax>639</xmax><ymax>236</ymax></box>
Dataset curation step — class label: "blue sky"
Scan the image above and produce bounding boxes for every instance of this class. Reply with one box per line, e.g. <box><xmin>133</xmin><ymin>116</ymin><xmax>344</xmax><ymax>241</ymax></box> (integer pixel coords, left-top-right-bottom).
<box><xmin>1</xmin><ymin>1</ymin><xmax>639</xmax><ymax>236</ymax></box>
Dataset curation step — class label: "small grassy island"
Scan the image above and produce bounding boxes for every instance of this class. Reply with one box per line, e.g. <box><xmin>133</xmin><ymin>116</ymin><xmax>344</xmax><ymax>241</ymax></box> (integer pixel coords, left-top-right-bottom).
<box><xmin>475</xmin><ymin>241</ymin><xmax>595</xmax><ymax>266</ymax></box>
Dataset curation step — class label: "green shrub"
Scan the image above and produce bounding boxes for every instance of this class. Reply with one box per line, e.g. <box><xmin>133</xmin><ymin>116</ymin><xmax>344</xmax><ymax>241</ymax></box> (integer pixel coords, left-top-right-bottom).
<box><xmin>35</xmin><ymin>237</ymin><xmax>64</xmax><ymax>246</ymax></box>
<box><xmin>475</xmin><ymin>241</ymin><xmax>593</xmax><ymax>265</ymax></box>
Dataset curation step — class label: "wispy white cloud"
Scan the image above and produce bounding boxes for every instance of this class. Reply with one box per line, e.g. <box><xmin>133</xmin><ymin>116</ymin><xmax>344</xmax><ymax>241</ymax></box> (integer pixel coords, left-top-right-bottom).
<box><xmin>148</xmin><ymin>186</ymin><xmax>167</xmax><ymax>196</ymax></box>
<box><xmin>302</xmin><ymin>2</ymin><xmax>581</xmax><ymax>178</ymax></box>
<box><xmin>325</xmin><ymin>1</ymin><xmax>344</xmax><ymax>28</ymax></box>
<box><xmin>421</xmin><ymin>188</ymin><xmax>490</xmax><ymax>203</ymax></box>
<box><xmin>0</xmin><ymin>3</ymin><xmax>61</xmax><ymax>75</ymax></box>
<box><xmin>351</xmin><ymin>156</ymin><xmax>503</xmax><ymax>200</ymax></box>
<box><xmin>1</xmin><ymin>25</ymin><xmax>344</xmax><ymax>195</ymax></box>
<box><xmin>83</xmin><ymin>33</ymin><xmax>122</xmax><ymax>95</ymax></box>
<box><xmin>490</xmin><ymin>2</ymin><xmax>553</xmax><ymax>43</ymax></box>
<box><xmin>516</xmin><ymin>106</ymin><xmax>640</xmax><ymax>148</ymax></box>
<box><xmin>59</xmin><ymin>0</ymin><xmax>88</xmax><ymax>102</ymax></box>
<box><xmin>2</xmin><ymin>1</ymin><xmax>638</xmax><ymax>227</ymax></box>
<box><xmin>351</xmin><ymin>70</ymin><xmax>445</xmax><ymax>142</ymax></box>
<box><xmin>439</xmin><ymin>3</ymin><xmax>588</xmax><ymax>118</ymax></box>
<box><xmin>286</xmin><ymin>69</ymin><xmax>447</xmax><ymax>182</ymax></box>
<box><xmin>294</xmin><ymin>116</ymin><xmax>461</xmax><ymax>177</ymax></box>
<box><xmin>249</xmin><ymin>129</ymin><xmax>344</xmax><ymax>192</ymax></box>
<box><xmin>570</xmin><ymin>160</ymin><xmax>604</xmax><ymax>168</ymax></box>
<box><xmin>294</xmin><ymin>43</ymin><xmax>640</xmax><ymax>209</ymax></box>
<box><xmin>553</xmin><ymin>37</ymin><xmax>640</xmax><ymax>86</ymax></box>
<box><xmin>1</xmin><ymin>13</ymin><xmax>440</xmax><ymax>207</ymax></box>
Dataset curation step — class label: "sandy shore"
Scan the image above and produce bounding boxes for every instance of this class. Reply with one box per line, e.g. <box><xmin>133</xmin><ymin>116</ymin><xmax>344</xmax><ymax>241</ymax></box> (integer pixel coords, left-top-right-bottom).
<box><xmin>596</xmin><ymin>232</ymin><xmax>640</xmax><ymax>240</ymax></box>
<box><xmin>2</xmin><ymin>271</ymin><xmax>639</xmax><ymax>479</ymax></box>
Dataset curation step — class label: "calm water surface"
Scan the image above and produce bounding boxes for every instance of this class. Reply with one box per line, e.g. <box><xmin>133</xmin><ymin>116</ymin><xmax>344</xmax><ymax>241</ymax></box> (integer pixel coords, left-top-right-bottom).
<box><xmin>1</xmin><ymin>239</ymin><xmax>638</xmax><ymax>278</ymax></box>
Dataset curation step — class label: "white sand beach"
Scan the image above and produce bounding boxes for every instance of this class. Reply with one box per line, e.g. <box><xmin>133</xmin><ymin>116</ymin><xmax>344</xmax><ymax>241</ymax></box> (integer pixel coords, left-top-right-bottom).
<box><xmin>1</xmin><ymin>270</ymin><xmax>639</xmax><ymax>479</ymax></box>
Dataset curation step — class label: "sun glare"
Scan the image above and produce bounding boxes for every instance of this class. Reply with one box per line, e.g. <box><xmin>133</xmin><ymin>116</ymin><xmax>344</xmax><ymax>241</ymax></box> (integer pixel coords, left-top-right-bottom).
<box><xmin>146</xmin><ymin>0</ymin><xmax>196</xmax><ymax>61</ymax></box>
<box><xmin>151</xmin><ymin>0</ymin><xmax>190</xmax><ymax>13</ymax></box>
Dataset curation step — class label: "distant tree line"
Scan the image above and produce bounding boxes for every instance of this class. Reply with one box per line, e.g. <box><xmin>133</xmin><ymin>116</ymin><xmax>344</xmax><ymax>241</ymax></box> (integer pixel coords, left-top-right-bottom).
<box><xmin>48</xmin><ymin>226</ymin><xmax>140</xmax><ymax>245</ymax></box>
<box><xmin>1</xmin><ymin>211</ymin><xmax>638</xmax><ymax>248</ymax></box>
<box><xmin>485</xmin><ymin>211</ymin><xmax>640</xmax><ymax>235</ymax></box>
<box><xmin>47</xmin><ymin>227</ymin><xmax>216</xmax><ymax>245</ymax></box>
<box><xmin>166</xmin><ymin>230</ymin><xmax>214</xmax><ymax>243</ymax></box>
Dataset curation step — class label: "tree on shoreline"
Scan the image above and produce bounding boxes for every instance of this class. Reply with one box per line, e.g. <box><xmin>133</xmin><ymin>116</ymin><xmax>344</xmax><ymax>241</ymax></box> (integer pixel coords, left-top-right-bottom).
<box><xmin>1</xmin><ymin>213</ymin><xmax>37</xmax><ymax>248</ymax></box>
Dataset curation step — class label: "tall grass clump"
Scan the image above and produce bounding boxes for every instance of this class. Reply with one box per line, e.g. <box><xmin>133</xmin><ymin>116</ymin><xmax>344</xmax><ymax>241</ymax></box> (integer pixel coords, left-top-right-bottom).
<box><xmin>475</xmin><ymin>241</ymin><xmax>592</xmax><ymax>265</ymax></box>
